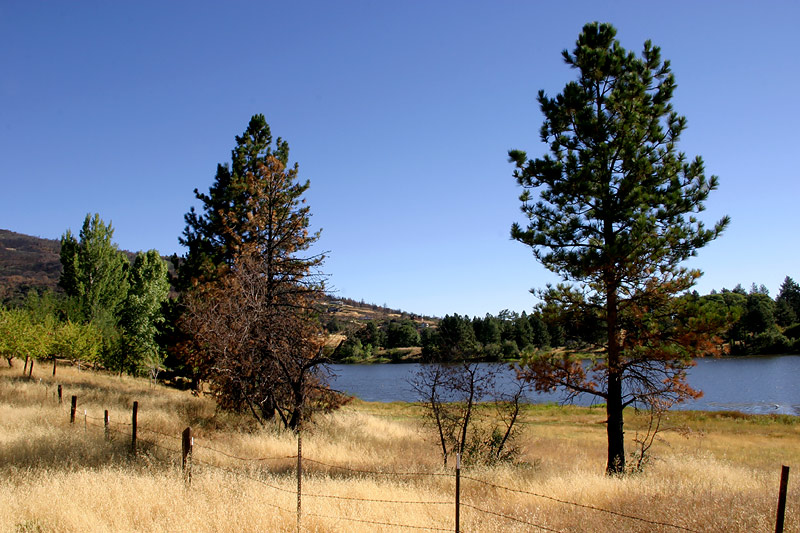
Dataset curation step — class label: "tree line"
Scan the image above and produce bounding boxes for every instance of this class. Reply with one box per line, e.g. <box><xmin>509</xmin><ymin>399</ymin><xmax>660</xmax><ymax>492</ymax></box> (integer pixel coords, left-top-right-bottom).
<box><xmin>1</xmin><ymin>215</ymin><xmax>169</xmax><ymax>378</ymax></box>
<box><xmin>332</xmin><ymin>276</ymin><xmax>800</xmax><ymax>365</ymax></box>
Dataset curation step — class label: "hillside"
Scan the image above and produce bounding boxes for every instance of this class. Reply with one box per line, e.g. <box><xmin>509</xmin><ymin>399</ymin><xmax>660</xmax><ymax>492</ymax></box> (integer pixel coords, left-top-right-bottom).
<box><xmin>0</xmin><ymin>229</ymin><xmax>431</xmax><ymax>324</ymax></box>
<box><xmin>0</xmin><ymin>229</ymin><xmax>62</xmax><ymax>303</ymax></box>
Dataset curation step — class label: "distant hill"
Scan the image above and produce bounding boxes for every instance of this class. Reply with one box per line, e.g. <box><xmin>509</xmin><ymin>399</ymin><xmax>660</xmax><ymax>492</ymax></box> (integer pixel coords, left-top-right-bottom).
<box><xmin>0</xmin><ymin>229</ymin><xmax>432</xmax><ymax>325</ymax></box>
<box><xmin>0</xmin><ymin>229</ymin><xmax>62</xmax><ymax>304</ymax></box>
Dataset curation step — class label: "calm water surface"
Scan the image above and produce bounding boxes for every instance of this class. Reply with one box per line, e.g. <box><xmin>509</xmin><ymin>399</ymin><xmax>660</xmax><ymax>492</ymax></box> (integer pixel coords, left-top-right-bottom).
<box><xmin>327</xmin><ymin>355</ymin><xmax>800</xmax><ymax>415</ymax></box>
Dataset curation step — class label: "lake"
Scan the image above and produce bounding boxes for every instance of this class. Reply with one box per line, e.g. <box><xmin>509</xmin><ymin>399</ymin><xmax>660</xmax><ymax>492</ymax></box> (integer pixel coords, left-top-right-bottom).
<box><xmin>327</xmin><ymin>355</ymin><xmax>800</xmax><ymax>415</ymax></box>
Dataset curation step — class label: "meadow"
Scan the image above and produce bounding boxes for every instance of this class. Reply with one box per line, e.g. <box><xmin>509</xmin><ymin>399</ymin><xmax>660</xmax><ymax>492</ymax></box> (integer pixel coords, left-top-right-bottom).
<box><xmin>1</xmin><ymin>362</ymin><xmax>798</xmax><ymax>532</ymax></box>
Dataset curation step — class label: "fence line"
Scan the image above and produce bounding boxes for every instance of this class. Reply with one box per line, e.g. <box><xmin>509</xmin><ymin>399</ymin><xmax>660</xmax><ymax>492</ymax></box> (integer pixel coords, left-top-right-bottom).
<box><xmin>461</xmin><ymin>474</ymin><xmax>702</xmax><ymax>532</ymax></box>
<box><xmin>37</xmin><ymin>383</ymin><xmax>789</xmax><ymax>532</ymax></box>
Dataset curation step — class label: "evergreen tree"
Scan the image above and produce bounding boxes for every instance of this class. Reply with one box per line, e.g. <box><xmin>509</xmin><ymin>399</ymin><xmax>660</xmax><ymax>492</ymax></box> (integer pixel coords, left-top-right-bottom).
<box><xmin>179</xmin><ymin>114</ymin><xmax>291</xmax><ymax>288</ymax></box>
<box><xmin>775</xmin><ymin>276</ymin><xmax>800</xmax><ymax>326</ymax></box>
<box><xmin>182</xmin><ymin>116</ymin><xmax>338</xmax><ymax>429</ymax></box>
<box><xmin>509</xmin><ymin>23</ymin><xmax>728</xmax><ymax>474</ymax></box>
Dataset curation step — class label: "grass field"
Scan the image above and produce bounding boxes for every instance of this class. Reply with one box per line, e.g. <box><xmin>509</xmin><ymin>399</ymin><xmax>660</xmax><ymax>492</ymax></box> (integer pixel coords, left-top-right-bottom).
<box><xmin>1</xmin><ymin>361</ymin><xmax>798</xmax><ymax>532</ymax></box>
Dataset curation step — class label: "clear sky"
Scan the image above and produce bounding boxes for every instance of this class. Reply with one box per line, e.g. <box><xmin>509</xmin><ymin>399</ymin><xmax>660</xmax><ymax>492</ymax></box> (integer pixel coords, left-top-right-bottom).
<box><xmin>1</xmin><ymin>1</ymin><xmax>798</xmax><ymax>318</ymax></box>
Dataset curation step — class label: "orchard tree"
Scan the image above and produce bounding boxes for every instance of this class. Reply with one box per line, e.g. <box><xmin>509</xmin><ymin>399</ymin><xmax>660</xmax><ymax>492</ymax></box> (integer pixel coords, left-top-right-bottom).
<box><xmin>509</xmin><ymin>23</ymin><xmax>728</xmax><ymax>474</ymax></box>
<box><xmin>182</xmin><ymin>116</ymin><xmax>341</xmax><ymax>429</ymax></box>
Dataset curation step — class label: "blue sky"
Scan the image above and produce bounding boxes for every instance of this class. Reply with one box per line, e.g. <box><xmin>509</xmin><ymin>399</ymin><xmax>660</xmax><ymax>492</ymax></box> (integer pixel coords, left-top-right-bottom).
<box><xmin>1</xmin><ymin>1</ymin><xmax>798</xmax><ymax>318</ymax></box>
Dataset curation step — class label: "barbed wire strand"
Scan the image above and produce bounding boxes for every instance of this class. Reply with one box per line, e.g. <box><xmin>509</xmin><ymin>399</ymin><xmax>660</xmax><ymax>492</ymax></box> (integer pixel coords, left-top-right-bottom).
<box><xmin>194</xmin><ymin>458</ymin><xmax>298</xmax><ymax>496</ymax></box>
<box><xmin>304</xmin><ymin>511</ymin><xmax>453</xmax><ymax>532</ymax></box>
<box><xmin>303</xmin><ymin>491</ymin><xmax>450</xmax><ymax>506</ymax></box>
<box><xmin>192</xmin><ymin>441</ymin><xmax>294</xmax><ymax>463</ymax></box>
<box><xmin>462</xmin><ymin>476</ymin><xmax>701</xmax><ymax>533</ymax></box>
<box><xmin>302</xmin><ymin>457</ymin><xmax>452</xmax><ymax>478</ymax></box>
<box><xmin>461</xmin><ymin>501</ymin><xmax>566</xmax><ymax>533</ymax></box>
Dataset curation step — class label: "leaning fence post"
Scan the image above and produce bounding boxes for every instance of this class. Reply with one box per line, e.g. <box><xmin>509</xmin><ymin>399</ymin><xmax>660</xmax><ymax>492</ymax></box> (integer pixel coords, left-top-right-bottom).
<box><xmin>104</xmin><ymin>410</ymin><xmax>109</xmax><ymax>440</ymax></box>
<box><xmin>131</xmin><ymin>401</ymin><xmax>138</xmax><ymax>454</ymax></box>
<box><xmin>776</xmin><ymin>465</ymin><xmax>790</xmax><ymax>533</ymax></box>
<box><xmin>182</xmin><ymin>427</ymin><xmax>193</xmax><ymax>487</ymax></box>
<box><xmin>297</xmin><ymin>428</ymin><xmax>303</xmax><ymax>533</ymax></box>
<box><xmin>58</xmin><ymin>385</ymin><xmax>63</xmax><ymax>404</ymax></box>
<box><xmin>455</xmin><ymin>452</ymin><xmax>461</xmax><ymax>533</ymax></box>
<box><xmin>70</xmin><ymin>395</ymin><xmax>77</xmax><ymax>424</ymax></box>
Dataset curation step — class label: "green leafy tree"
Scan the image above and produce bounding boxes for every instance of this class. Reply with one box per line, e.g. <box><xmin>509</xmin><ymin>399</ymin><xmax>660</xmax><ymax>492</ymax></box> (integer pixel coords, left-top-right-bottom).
<box><xmin>119</xmin><ymin>250</ymin><xmax>170</xmax><ymax>376</ymax></box>
<box><xmin>356</xmin><ymin>321</ymin><xmax>387</xmax><ymax>348</ymax></box>
<box><xmin>54</xmin><ymin>320</ymin><xmax>102</xmax><ymax>365</ymax></box>
<box><xmin>509</xmin><ymin>23</ymin><xmax>728</xmax><ymax>474</ymax></box>
<box><xmin>738</xmin><ymin>291</ymin><xmax>776</xmax><ymax>349</ymax></box>
<box><xmin>0</xmin><ymin>307</ymin><xmax>51</xmax><ymax>369</ymax></box>
<box><xmin>386</xmin><ymin>319</ymin><xmax>420</xmax><ymax>348</ymax></box>
<box><xmin>59</xmin><ymin>214</ymin><xmax>129</xmax><ymax>322</ymax></box>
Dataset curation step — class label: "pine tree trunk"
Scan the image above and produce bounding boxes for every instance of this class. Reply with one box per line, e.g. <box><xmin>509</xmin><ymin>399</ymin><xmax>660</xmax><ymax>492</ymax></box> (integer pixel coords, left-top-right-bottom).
<box><xmin>606</xmin><ymin>371</ymin><xmax>625</xmax><ymax>474</ymax></box>
<box><xmin>605</xmin><ymin>272</ymin><xmax>626</xmax><ymax>475</ymax></box>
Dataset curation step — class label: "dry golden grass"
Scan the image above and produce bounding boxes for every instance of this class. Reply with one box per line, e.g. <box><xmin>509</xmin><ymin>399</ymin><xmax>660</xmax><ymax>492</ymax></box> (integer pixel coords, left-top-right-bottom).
<box><xmin>1</xmin><ymin>360</ymin><xmax>798</xmax><ymax>532</ymax></box>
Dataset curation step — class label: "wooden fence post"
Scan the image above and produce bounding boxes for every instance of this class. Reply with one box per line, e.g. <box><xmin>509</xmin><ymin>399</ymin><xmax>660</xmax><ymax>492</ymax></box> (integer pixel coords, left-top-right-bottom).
<box><xmin>52</xmin><ymin>356</ymin><xmax>57</xmax><ymax>376</ymax></box>
<box><xmin>297</xmin><ymin>429</ymin><xmax>302</xmax><ymax>533</ymax></box>
<box><xmin>104</xmin><ymin>410</ymin><xmax>109</xmax><ymax>440</ymax></box>
<box><xmin>58</xmin><ymin>385</ymin><xmax>63</xmax><ymax>404</ymax></box>
<box><xmin>131</xmin><ymin>401</ymin><xmax>138</xmax><ymax>454</ymax></box>
<box><xmin>182</xmin><ymin>427</ymin><xmax>193</xmax><ymax>487</ymax></box>
<box><xmin>70</xmin><ymin>395</ymin><xmax>77</xmax><ymax>424</ymax></box>
<box><xmin>455</xmin><ymin>452</ymin><xmax>461</xmax><ymax>533</ymax></box>
<box><xmin>28</xmin><ymin>359</ymin><xmax>34</xmax><ymax>378</ymax></box>
<box><xmin>776</xmin><ymin>465</ymin><xmax>790</xmax><ymax>533</ymax></box>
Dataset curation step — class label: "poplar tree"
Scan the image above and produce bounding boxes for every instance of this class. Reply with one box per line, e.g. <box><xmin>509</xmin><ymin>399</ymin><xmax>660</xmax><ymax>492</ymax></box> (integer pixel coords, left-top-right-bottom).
<box><xmin>120</xmin><ymin>250</ymin><xmax>170</xmax><ymax>376</ymax></box>
<box><xmin>59</xmin><ymin>213</ymin><xmax>129</xmax><ymax>322</ymax></box>
<box><xmin>509</xmin><ymin>22</ymin><xmax>728</xmax><ymax>474</ymax></box>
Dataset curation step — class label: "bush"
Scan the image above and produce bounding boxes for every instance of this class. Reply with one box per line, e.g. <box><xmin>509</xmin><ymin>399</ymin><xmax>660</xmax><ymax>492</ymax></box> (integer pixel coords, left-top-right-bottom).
<box><xmin>782</xmin><ymin>323</ymin><xmax>800</xmax><ymax>340</ymax></box>
<box><xmin>501</xmin><ymin>340</ymin><xmax>519</xmax><ymax>359</ymax></box>
<box><xmin>752</xmin><ymin>328</ymin><xmax>792</xmax><ymax>354</ymax></box>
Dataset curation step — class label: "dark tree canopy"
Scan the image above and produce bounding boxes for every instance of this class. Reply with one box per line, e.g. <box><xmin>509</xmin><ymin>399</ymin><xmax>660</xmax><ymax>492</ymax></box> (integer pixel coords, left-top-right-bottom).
<box><xmin>179</xmin><ymin>114</ymin><xmax>294</xmax><ymax>289</ymax></box>
<box><xmin>509</xmin><ymin>22</ymin><xmax>728</xmax><ymax>474</ymax></box>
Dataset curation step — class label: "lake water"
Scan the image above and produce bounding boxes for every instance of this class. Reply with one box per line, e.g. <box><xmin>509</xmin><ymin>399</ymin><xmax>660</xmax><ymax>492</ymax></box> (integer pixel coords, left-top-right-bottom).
<box><xmin>327</xmin><ymin>355</ymin><xmax>800</xmax><ymax>415</ymax></box>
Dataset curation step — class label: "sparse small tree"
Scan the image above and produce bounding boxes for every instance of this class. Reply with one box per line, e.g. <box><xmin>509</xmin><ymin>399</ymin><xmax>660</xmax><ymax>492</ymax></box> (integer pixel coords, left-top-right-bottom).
<box><xmin>412</xmin><ymin>362</ymin><xmax>524</xmax><ymax>467</ymax></box>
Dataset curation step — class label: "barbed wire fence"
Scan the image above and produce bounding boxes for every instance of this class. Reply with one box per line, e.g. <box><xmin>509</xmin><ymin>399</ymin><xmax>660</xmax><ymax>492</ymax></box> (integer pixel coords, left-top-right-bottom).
<box><xmin>23</xmin><ymin>380</ymin><xmax>793</xmax><ymax>533</ymax></box>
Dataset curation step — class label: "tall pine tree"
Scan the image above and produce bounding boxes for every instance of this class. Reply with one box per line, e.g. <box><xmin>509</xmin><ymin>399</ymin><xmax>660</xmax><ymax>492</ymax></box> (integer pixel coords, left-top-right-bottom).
<box><xmin>180</xmin><ymin>115</ymin><xmax>337</xmax><ymax>429</ymax></box>
<box><xmin>509</xmin><ymin>23</ymin><xmax>728</xmax><ymax>474</ymax></box>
